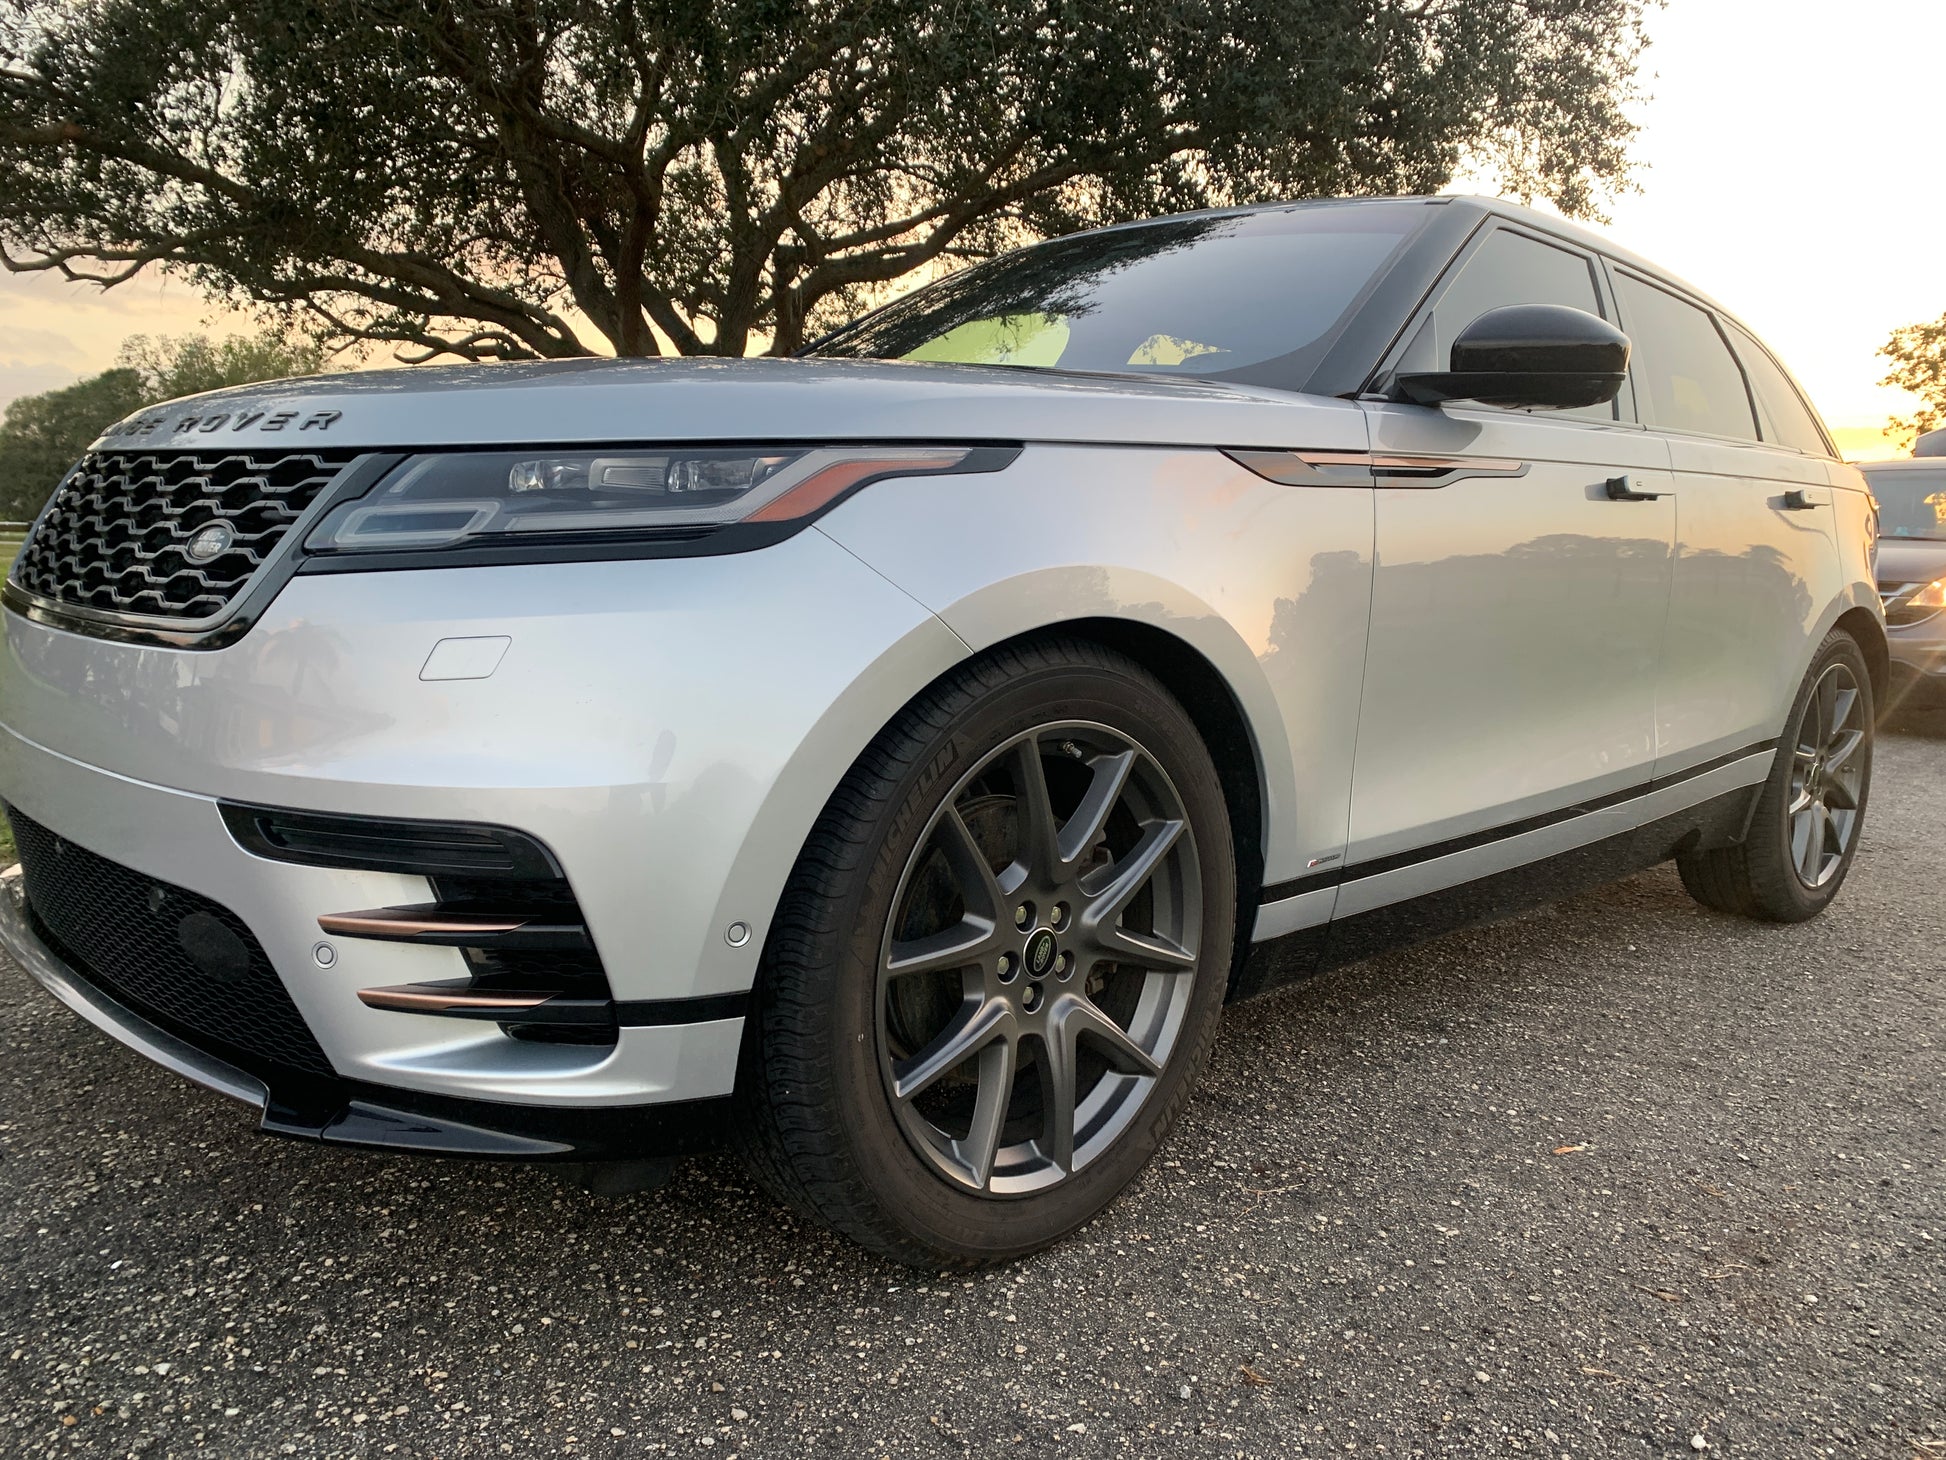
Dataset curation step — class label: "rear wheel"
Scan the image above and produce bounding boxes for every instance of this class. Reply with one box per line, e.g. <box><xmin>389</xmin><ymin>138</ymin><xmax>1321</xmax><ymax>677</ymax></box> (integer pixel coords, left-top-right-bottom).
<box><xmin>1677</xmin><ymin>629</ymin><xmax>1873</xmax><ymax>921</ymax></box>
<box><xmin>734</xmin><ymin>640</ymin><xmax>1235</xmax><ymax>1265</ymax></box>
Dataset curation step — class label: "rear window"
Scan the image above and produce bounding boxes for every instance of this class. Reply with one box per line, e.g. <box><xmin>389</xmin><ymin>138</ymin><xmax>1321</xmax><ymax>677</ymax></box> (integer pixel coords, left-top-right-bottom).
<box><xmin>811</xmin><ymin>205</ymin><xmax>1427</xmax><ymax>389</ymax></box>
<box><xmin>1866</xmin><ymin>468</ymin><xmax>1946</xmax><ymax>541</ymax></box>
<box><xmin>1614</xmin><ymin>274</ymin><xmax>1759</xmax><ymax>442</ymax></box>
<box><xmin>1728</xmin><ymin>324</ymin><xmax>1831</xmax><ymax>456</ymax></box>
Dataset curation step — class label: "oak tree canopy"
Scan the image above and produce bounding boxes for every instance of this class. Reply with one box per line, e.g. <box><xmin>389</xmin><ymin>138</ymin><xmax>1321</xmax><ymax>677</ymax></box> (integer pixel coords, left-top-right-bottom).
<box><xmin>1</xmin><ymin>0</ymin><xmax>1652</xmax><ymax>362</ymax></box>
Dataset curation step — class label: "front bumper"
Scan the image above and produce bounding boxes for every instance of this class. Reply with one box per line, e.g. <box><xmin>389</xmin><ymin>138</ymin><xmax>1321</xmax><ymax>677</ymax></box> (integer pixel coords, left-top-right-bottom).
<box><xmin>0</xmin><ymin>865</ymin><xmax>731</xmax><ymax>1158</ymax></box>
<box><xmin>0</xmin><ymin>529</ymin><xmax>968</xmax><ymax>1122</ymax></box>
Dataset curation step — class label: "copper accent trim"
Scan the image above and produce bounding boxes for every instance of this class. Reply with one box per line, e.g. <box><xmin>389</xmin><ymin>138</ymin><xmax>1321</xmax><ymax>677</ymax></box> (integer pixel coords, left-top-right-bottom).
<box><xmin>1290</xmin><ymin>451</ymin><xmax>1528</xmax><ymax>476</ymax></box>
<box><xmin>319</xmin><ymin>908</ymin><xmax>529</xmax><ymax>939</ymax></box>
<box><xmin>1372</xmin><ymin>454</ymin><xmax>1526</xmax><ymax>475</ymax></box>
<box><xmin>357</xmin><ymin>984</ymin><xmax>551</xmax><ymax>1014</ymax></box>
<box><xmin>1290</xmin><ymin>450</ymin><xmax>1373</xmax><ymax>469</ymax></box>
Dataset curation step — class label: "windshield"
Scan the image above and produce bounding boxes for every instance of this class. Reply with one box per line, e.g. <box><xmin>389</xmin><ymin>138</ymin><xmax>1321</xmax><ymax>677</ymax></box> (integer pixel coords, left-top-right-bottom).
<box><xmin>810</xmin><ymin>204</ymin><xmax>1427</xmax><ymax>391</ymax></box>
<box><xmin>1867</xmin><ymin>468</ymin><xmax>1946</xmax><ymax>541</ymax></box>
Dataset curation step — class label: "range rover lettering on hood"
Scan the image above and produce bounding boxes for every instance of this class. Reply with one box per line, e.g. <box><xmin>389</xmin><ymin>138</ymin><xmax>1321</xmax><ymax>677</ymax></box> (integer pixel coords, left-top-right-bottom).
<box><xmin>101</xmin><ymin>408</ymin><xmax>343</xmax><ymax>441</ymax></box>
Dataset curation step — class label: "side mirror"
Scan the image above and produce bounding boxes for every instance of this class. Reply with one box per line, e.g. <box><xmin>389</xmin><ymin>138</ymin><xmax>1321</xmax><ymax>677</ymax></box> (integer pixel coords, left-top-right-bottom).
<box><xmin>1397</xmin><ymin>304</ymin><xmax>1629</xmax><ymax>410</ymax></box>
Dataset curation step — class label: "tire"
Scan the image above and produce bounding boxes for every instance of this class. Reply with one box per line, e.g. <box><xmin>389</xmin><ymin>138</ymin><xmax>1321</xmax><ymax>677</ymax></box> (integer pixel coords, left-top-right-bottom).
<box><xmin>733</xmin><ymin>638</ymin><xmax>1236</xmax><ymax>1266</ymax></box>
<box><xmin>1677</xmin><ymin>629</ymin><xmax>1873</xmax><ymax>922</ymax></box>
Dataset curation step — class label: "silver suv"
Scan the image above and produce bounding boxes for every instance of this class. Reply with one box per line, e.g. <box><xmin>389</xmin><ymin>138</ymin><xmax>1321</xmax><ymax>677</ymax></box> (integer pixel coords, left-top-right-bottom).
<box><xmin>0</xmin><ymin>197</ymin><xmax>1884</xmax><ymax>1264</ymax></box>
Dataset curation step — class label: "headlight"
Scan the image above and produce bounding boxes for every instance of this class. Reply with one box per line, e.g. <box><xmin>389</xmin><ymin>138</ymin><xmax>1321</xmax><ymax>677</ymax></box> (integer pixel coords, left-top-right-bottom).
<box><xmin>1909</xmin><ymin>578</ymin><xmax>1946</xmax><ymax>611</ymax></box>
<box><xmin>304</xmin><ymin>446</ymin><xmax>972</xmax><ymax>554</ymax></box>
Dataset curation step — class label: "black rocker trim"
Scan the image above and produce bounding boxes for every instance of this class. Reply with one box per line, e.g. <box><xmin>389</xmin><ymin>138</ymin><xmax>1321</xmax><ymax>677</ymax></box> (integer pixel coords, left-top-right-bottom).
<box><xmin>1259</xmin><ymin>739</ymin><xmax>1777</xmax><ymax>906</ymax></box>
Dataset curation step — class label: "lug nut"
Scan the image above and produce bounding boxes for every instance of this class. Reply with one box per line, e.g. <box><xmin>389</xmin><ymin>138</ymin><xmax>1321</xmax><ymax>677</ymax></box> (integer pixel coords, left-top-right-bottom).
<box><xmin>997</xmin><ymin>952</ymin><xmax>1016</xmax><ymax>981</ymax></box>
<box><xmin>1014</xmin><ymin>902</ymin><xmax>1034</xmax><ymax>930</ymax></box>
<box><xmin>1021</xmin><ymin>983</ymin><xmax>1044</xmax><ymax>1013</ymax></box>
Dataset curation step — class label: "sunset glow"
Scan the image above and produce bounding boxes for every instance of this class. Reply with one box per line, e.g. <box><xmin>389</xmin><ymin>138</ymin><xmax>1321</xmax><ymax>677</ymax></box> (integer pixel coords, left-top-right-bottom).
<box><xmin>3</xmin><ymin>0</ymin><xmax>1940</xmax><ymax>462</ymax></box>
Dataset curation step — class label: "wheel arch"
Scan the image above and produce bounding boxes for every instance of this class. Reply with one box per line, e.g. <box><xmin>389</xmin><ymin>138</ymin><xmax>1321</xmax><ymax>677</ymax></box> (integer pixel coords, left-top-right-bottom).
<box><xmin>720</xmin><ymin>605</ymin><xmax>1283</xmax><ymax>1013</ymax></box>
<box><xmin>1009</xmin><ymin>617</ymin><xmax>1269</xmax><ymax>942</ymax></box>
<box><xmin>1832</xmin><ymin>604</ymin><xmax>1889</xmax><ymax>707</ymax></box>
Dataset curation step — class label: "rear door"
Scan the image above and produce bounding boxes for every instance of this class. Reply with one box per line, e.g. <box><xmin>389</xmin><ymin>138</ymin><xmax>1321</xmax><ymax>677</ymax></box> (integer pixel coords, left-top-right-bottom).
<box><xmin>1346</xmin><ymin>224</ymin><xmax>1676</xmax><ymax>882</ymax></box>
<box><xmin>1608</xmin><ymin>271</ymin><xmax>1842</xmax><ymax>775</ymax></box>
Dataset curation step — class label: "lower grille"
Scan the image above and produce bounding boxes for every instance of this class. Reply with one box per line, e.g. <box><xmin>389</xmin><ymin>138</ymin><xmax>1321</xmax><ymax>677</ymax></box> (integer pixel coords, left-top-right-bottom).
<box><xmin>8</xmin><ymin>805</ymin><xmax>332</xmax><ymax>1077</ymax></box>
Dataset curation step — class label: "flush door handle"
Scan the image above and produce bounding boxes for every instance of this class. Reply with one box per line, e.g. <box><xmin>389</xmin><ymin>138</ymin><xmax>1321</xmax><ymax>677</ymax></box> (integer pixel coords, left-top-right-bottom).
<box><xmin>1604</xmin><ymin>475</ymin><xmax>1665</xmax><ymax>501</ymax></box>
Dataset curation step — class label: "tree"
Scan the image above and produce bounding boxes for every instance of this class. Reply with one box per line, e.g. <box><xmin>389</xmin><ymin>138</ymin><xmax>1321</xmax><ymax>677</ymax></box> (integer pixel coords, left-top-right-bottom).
<box><xmin>0</xmin><ymin>0</ymin><xmax>1652</xmax><ymax>363</ymax></box>
<box><xmin>0</xmin><ymin>369</ymin><xmax>144</xmax><ymax>520</ymax></box>
<box><xmin>0</xmin><ymin>328</ymin><xmax>326</xmax><ymax>520</ymax></box>
<box><xmin>117</xmin><ymin>329</ymin><xmax>326</xmax><ymax>402</ymax></box>
<box><xmin>1881</xmin><ymin>313</ymin><xmax>1946</xmax><ymax>449</ymax></box>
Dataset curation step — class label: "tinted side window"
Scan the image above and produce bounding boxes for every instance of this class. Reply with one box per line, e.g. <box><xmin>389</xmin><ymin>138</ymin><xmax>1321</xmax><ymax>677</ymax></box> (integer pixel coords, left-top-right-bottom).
<box><xmin>1728</xmin><ymin>324</ymin><xmax>1831</xmax><ymax>456</ymax></box>
<box><xmin>1614</xmin><ymin>275</ymin><xmax>1758</xmax><ymax>441</ymax></box>
<box><xmin>1422</xmin><ymin>228</ymin><xmax>1614</xmax><ymax>421</ymax></box>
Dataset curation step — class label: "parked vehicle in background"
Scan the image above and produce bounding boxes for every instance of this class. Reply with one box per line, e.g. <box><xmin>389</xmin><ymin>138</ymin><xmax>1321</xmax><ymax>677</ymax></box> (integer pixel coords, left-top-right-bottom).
<box><xmin>1861</xmin><ymin>458</ymin><xmax>1946</xmax><ymax>712</ymax></box>
<box><xmin>0</xmin><ymin>196</ymin><xmax>1886</xmax><ymax>1265</ymax></box>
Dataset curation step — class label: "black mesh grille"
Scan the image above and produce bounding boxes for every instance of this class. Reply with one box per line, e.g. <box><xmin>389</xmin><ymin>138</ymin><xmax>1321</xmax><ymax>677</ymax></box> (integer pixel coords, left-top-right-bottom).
<box><xmin>11</xmin><ymin>449</ymin><xmax>355</xmax><ymax>622</ymax></box>
<box><xmin>8</xmin><ymin>804</ymin><xmax>333</xmax><ymax>1077</ymax></box>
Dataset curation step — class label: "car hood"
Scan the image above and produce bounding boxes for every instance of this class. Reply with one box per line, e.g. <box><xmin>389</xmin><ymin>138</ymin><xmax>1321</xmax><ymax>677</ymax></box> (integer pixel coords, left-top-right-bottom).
<box><xmin>90</xmin><ymin>356</ymin><xmax>1368</xmax><ymax>454</ymax></box>
<box><xmin>1876</xmin><ymin>537</ymin><xmax>1946</xmax><ymax>584</ymax></box>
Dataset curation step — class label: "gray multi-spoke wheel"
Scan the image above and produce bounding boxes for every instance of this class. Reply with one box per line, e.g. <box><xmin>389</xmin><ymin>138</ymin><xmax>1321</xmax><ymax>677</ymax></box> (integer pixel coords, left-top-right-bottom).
<box><xmin>1786</xmin><ymin>662</ymin><xmax>1867</xmax><ymax>888</ymax></box>
<box><xmin>1678</xmin><ymin>629</ymin><xmax>1873</xmax><ymax>922</ymax></box>
<box><xmin>878</xmin><ymin>723</ymin><xmax>1201</xmax><ymax>1196</ymax></box>
<box><xmin>735</xmin><ymin>640</ymin><xmax>1235</xmax><ymax>1265</ymax></box>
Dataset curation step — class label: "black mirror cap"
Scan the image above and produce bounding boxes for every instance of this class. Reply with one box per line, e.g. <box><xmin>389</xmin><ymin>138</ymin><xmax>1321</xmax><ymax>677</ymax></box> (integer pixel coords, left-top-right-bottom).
<box><xmin>1396</xmin><ymin>304</ymin><xmax>1630</xmax><ymax>410</ymax></box>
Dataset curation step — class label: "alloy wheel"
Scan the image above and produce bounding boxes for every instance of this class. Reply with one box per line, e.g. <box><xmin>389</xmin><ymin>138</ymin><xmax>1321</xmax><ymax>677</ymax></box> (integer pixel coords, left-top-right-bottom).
<box><xmin>875</xmin><ymin>722</ymin><xmax>1203</xmax><ymax>1197</ymax></box>
<box><xmin>1788</xmin><ymin>662</ymin><xmax>1867</xmax><ymax>888</ymax></box>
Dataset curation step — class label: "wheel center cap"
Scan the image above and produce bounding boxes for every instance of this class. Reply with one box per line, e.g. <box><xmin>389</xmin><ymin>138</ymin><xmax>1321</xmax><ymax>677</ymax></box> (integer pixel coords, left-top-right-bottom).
<box><xmin>1023</xmin><ymin>927</ymin><xmax>1058</xmax><ymax>980</ymax></box>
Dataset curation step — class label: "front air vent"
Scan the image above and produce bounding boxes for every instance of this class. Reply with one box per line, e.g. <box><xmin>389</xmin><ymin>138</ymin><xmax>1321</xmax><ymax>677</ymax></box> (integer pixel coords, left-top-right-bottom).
<box><xmin>10</xmin><ymin>449</ymin><xmax>357</xmax><ymax>625</ymax></box>
<box><xmin>226</xmin><ymin>802</ymin><xmax>616</xmax><ymax>1047</ymax></box>
<box><xmin>221</xmin><ymin>803</ymin><xmax>563</xmax><ymax>880</ymax></box>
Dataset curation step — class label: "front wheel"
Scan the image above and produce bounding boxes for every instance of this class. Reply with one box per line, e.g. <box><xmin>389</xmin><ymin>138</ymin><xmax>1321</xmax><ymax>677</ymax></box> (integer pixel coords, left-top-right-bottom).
<box><xmin>734</xmin><ymin>640</ymin><xmax>1236</xmax><ymax>1265</ymax></box>
<box><xmin>1677</xmin><ymin>629</ymin><xmax>1873</xmax><ymax>921</ymax></box>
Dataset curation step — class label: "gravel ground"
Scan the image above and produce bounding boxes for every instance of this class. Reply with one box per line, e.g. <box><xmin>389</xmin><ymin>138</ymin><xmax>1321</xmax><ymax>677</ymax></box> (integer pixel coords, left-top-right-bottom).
<box><xmin>2</xmin><ymin>726</ymin><xmax>1940</xmax><ymax>1460</ymax></box>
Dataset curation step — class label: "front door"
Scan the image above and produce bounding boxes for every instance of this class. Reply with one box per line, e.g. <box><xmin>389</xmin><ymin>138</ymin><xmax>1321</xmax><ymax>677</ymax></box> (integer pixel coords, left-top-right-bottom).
<box><xmin>1343</xmin><ymin>224</ymin><xmax>1677</xmax><ymax>888</ymax></box>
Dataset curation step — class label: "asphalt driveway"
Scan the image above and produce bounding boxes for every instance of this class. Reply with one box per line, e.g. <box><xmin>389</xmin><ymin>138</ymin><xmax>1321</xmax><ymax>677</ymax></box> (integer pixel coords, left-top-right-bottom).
<box><xmin>2</xmin><ymin>724</ymin><xmax>1940</xmax><ymax>1459</ymax></box>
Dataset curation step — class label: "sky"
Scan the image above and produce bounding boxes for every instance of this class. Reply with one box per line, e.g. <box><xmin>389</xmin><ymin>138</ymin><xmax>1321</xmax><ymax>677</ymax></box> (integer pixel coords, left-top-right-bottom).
<box><xmin>1</xmin><ymin>0</ymin><xmax>1940</xmax><ymax>459</ymax></box>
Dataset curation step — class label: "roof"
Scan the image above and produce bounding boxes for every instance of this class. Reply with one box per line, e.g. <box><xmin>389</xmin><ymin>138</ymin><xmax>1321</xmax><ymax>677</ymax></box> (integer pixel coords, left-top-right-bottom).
<box><xmin>1068</xmin><ymin>193</ymin><xmax>1751</xmax><ymax>338</ymax></box>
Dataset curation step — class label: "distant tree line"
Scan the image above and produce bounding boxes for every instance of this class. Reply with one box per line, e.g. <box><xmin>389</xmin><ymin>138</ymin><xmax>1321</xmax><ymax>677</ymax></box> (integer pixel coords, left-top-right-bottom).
<box><xmin>0</xmin><ymin>330</ymin><xmax>324</xmax><ymax>520</ymax></box>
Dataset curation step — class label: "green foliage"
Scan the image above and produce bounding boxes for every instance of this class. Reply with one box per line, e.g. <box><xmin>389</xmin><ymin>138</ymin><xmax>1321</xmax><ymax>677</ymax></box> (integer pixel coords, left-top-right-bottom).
<box><xmin>1881</xmin><ymin>313</ymin><xmax>1946</xmax><ymax>448</ymax></box>
<box><xmin>0</xmin><ymin>329</ymin><xmax>325</xmax><ymax>520</ymax></box>
<box><xmin>0</xmin><ymin>0</ymin><xmax>1653</xmax><ymax>362</ymax></box>
<box><xmin>0</xmin><ymin>368</ymin><xmax>145</xmax><ymax>520</ymax></box>
<box><xmin>117</xmin><ymin>331</ymin><xmax>325</xmax><ymax>402</ymax></box>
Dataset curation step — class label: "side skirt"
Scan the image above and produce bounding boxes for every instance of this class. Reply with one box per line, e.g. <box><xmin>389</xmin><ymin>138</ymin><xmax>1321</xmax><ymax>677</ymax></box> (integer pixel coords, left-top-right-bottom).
<box><xmin>1230</xmin><ymin>784</ymin><xmax>1757</xmax><ymax>1002</ymax></box>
